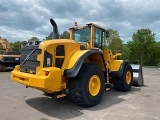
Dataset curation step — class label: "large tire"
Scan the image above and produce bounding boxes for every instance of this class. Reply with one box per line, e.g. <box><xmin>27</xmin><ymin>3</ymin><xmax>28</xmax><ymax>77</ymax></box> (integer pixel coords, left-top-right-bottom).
<box><xmin>68</xmin><ymin>64</ymin><xmax>105</xmax><ymax>107</ymax></box>
<box><xmin>0</xmin><ymin>63</ymin><xmax>6</xmax><ymax>72</ymax></box>
<box><xmin>113</xmin><ymin>64</ymin><xmax>133</xmax><ymax>91</ymax></box>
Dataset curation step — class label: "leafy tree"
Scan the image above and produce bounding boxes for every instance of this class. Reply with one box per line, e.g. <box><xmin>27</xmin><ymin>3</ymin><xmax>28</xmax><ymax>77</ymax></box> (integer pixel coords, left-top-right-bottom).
<box><xmin>21</xmin><ymin>41</ymin><xmax>27</xmax><ymax>48</ymax></box>
<box><xmin>121</xmin><ymin>43</ymin><xmax>130</xmax><ymax>60</ymax></box>
<box><xmin>59</xmin><ymin>31</ymin><xmax>70</xmax><ymax>39</ymax></box>
<box><xmin>104</xmin><ymin>29</ymin><xmax>123</xmax><ymax>54</ymax></box>
<box><xmin>146</xmin><ymin>42</ymin><xmax>160</xmax><ymax>65</ymax></box>
<box><xmin>28</xmin><ymin>37</ymin><xmax>39</xmax><ymax>43</ymax></box>
<box><xmin>45</xmin><ymin>31</ymin><xmax>70</xmax><ymax>40</ymax></box>
<box><xmin>127</xmin><ymin>28</ymin><xmax>156</xmax><ymax>65</ymax></box>
<box><xmin>11</xmin><ymin>41</ymin><xmax>21</xmax><ymax>52</ymax></box>
<box><xmin>45</xmin><ymin>32</ymin><xmax>53</xmax><ymax>40</ymax></box>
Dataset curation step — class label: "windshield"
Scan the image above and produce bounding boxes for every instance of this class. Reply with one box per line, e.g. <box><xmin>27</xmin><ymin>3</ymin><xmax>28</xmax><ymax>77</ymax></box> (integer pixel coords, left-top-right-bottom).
<box><xmin>73</xmin><ymin>27</ymin><xmax>90</xmax><ymax>43</ymax></box>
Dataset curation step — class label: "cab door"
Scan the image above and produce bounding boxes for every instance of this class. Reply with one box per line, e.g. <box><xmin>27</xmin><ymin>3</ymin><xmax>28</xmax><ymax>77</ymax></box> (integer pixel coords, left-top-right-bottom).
<box><xmin>94</xmin><ymin>27</ymin><xmax>104</xmax><ymax>49</ymax></box>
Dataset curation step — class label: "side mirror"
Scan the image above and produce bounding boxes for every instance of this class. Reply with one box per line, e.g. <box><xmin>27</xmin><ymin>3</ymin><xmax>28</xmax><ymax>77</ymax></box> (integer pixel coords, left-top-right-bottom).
<box><xmin>106</xmin><ymin>31</ymin><xmax>109</xmax><ymax>38</ymax></box>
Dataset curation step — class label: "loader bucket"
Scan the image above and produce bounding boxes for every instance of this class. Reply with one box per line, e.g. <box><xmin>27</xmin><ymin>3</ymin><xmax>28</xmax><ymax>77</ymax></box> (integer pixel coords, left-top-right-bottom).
<box><xmin>131</xmin><ymin>64</ymin><xmax>144</xmax><ymax>86</ymax></box>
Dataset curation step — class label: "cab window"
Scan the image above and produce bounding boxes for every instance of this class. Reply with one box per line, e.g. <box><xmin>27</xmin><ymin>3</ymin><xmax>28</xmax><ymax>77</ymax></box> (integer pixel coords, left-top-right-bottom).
<box><xmin>73</xmin><ymin>27</ymin><xmax>90</xmax><ymax>43</ymax></box>
<box><xmin>94</xmin><ymin>27</ymin><xmax>103</xmax><ymax>48</ymax></box>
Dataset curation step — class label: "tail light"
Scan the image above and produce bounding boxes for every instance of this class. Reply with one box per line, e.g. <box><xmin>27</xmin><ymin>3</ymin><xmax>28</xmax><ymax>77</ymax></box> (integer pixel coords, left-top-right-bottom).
<box><xmin>45</xmin><ymin>71</ymin><xmax>50</xmax><ymax>76</ymax></box>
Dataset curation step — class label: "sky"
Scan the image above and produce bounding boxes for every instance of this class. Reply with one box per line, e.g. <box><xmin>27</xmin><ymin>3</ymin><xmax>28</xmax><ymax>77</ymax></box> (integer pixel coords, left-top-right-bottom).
<box><xmin>0</xmin><ymin>0</ymin><xmax>160</xmax><ymax>43</ymax></box>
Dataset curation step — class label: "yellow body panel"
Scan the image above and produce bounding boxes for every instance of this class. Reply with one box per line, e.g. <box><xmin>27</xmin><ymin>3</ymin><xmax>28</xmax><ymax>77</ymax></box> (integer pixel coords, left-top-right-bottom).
<box><xmin>65</xmin><ymin>50</ymin><xmax>88</xmax><ymax>69</ymax></box>
<box><xmin>11</xmin><ymin>65</ymin><xmax>63</xmax><ymax>93</ymax></box>
<box><xmin>40</xmin><ymin>39</ymin><xmax>81</xmax><ymax>74</ymax></box>
<box><xmin>103</xmin><ymin>50</ymin><xmax>122</xmax><ymax>72</ymax></box>
<box><xmin>110</xmin><ymin>60</ymin><xmax>123</xmax><ymax>71</ymax></box>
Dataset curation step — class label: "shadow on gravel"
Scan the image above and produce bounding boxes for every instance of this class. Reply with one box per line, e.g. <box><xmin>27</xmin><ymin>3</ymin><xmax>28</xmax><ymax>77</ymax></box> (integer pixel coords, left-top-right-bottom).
<box><xmin>26</xmin><ymin>96</ymin><xmax>84</xmax><ymax>119</ymax></box>
<box><xmin>87</xmin><ymin>86</ymin><xmax>141</xmax><ymax>112</ymax></box>
<box><xmin>6</xmin><ymin>69</ymin><xmax>13</xmax><ymax>72</ymax></box>
<box><xmin>0</xmin><ymin>67</ymin><xmax>13</xmax><ymax>72</ymax></box>
<box><xmin>141</xmin><ymin>84</ymin><xmax>148</xmax><ymax>87</ymax></box>
<box><xmin>26</xmin><ymin>86</ymin><xmax>141</xmax><ymax>119</ymax></box>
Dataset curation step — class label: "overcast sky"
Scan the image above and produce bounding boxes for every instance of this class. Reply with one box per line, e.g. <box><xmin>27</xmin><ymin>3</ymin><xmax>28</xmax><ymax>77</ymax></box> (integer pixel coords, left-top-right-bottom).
<box><xmin>0</xmin><ymin>0</ymin><xmax>160</xmax><ymax>43</ymax></box>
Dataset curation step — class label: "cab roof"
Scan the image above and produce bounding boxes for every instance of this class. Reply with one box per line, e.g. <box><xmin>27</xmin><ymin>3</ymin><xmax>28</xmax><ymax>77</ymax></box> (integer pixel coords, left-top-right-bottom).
<box><xmin>69</xmin><ymin>23</ymin><xmax>107</xmax><ymax>31</ymax></box>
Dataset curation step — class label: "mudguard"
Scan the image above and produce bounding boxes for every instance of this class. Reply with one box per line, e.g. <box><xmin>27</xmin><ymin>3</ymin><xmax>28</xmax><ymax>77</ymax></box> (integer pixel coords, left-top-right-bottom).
<box><xmin>64</xmin><ymin>49</ymin><xmax>106</xmax><ymax>77</ymax></box>
<box><xmin>109</xmin><ymin>60</ymin><xmax>129</xmax><ymax>77</ymax></box>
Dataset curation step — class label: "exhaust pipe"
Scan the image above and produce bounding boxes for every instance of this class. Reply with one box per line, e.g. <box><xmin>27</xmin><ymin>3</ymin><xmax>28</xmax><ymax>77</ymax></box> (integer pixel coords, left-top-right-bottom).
<box><xmin>131</xmin><ymin>64</ymin><xmax>144</xmax><ymax>86</ymax></box>
<box><xmin>50</xmin><ymin>18</ymin><xmax>59</xmax><ymax>39</ymax></box>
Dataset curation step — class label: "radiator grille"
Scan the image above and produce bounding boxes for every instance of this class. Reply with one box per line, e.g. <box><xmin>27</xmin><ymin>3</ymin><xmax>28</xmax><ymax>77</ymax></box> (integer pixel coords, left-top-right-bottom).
<box><xmin>20</xmin><ymin>45</ymin><xmax>41</xmax><ymax>74</ymax></box>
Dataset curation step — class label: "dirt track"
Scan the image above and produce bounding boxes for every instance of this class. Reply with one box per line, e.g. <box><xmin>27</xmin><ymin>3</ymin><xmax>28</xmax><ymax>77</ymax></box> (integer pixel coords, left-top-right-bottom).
<box><xmin>0</xmin><ymin>67</ymin><xmax>160</xmax><ymax>120</ymax></box>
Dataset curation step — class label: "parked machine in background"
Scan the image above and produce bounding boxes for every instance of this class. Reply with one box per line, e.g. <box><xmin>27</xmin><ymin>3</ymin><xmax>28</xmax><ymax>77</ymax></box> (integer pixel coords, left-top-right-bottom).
<box><xmin>11</xmin><ymin>19</ymin><xmax>143</xmax><ymax>107</ymax></box>
<box><xmin>0</xmin><ymin>37</ymin><xmax>20</xmax><ymax>71</ymax></box>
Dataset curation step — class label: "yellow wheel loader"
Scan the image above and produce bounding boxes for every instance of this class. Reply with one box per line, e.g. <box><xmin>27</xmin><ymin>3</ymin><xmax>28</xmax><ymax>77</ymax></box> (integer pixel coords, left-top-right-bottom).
<box><xmin>11</xmin><ymin>19</ymin><xmax>143</xmax><ymax>107</ymax></box>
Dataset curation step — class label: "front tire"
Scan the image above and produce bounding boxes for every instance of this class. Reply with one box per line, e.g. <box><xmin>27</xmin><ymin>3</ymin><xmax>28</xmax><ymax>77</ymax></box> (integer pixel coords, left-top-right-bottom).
<box><xmin>113</xmin><ymin>64</ymin><xmax>133</xmax><ymax>91</ymax></box>
<box><xmin>0</xmin><ymin>63</ymin><xmax>6</xmax><ymax>72</ymax></box>
<box><xmin>68</xmin><ymin>64</ymin><xmax>105</xmax><ymax>107</ymax></box>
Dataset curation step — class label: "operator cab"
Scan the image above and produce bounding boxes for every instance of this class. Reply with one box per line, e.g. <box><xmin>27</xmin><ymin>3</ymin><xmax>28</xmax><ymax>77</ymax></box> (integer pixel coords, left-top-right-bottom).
<box><xmin>69</xmin><ymin>23</ymin><xmax>109</xmax><ymax>49</ymax></box>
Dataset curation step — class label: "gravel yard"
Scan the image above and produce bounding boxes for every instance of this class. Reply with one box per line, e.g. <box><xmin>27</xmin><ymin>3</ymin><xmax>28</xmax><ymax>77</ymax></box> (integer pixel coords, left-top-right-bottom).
<box><xmin>0</xmin><ymin>67</ymin><xmax>160</xmax><ymax>120</ymax></box>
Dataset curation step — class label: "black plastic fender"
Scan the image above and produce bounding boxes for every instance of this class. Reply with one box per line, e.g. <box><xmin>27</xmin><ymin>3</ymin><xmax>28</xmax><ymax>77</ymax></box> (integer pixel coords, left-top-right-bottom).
<box><xmin>64</xmin><ymin>50</ymin><xmax>106</xmax><ymax>77</ymax></box>
<box><xmin>109</xmin><ymin>60</ymin><xmax>129</xmax><ymax>78</ymax></box>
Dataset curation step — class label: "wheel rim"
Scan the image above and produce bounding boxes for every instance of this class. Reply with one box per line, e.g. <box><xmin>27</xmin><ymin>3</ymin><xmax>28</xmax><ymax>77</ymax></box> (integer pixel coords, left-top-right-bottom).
<box><xmin>126</xmin><ymin>71</ymin><xmax>131</xmax><ymax>84</ymax></box>
<box><xmin>89</xmin><ymin>75</ymin><xmax>101</xmax><ymax>96</ymax></box>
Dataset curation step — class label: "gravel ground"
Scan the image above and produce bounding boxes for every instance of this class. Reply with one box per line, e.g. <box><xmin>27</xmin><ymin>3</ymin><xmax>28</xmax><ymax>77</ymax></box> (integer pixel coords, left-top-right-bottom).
<box><xmin>0</xmin><ymin>67</ymin><xmax>160</xmax><ymax>120</ymax></box>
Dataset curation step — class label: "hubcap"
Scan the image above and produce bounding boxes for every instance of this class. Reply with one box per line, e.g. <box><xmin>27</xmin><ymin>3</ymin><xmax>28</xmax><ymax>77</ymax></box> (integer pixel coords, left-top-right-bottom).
<box><xmin>126</xmin><ymin>71</ymin><xmax>131</xmax><ymax>84</ymax></box>
<box><xmin>89</xmin><ymin>75</ymin><xmax>101</xmax><ymax>96</ymax></box>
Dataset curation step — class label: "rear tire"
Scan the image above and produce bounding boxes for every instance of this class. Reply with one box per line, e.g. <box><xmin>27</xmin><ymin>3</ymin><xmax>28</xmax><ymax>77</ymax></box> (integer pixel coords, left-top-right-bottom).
<box><xmin>68</xmin><ymin>64</ymin><xmax>105</xmax><ymax>107</ymax></box>
<box><xmin>113</xmin><ymin>64</ymin><xmax>133</xmax><ymax>91</ymax></box>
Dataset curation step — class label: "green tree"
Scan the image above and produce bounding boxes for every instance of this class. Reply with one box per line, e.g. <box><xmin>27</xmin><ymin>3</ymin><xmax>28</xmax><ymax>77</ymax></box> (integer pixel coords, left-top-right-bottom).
<box><xmin>158</xmin><ymin>42</ymin><xmax>160</xmax><ymax>65</ymax></box>
<box><xmin>21</xmin><ymin>41</ymin><xmax>27</xmax><ymax>48</ymax></box>
<box><xmin>59</xmin><ymin>31</ymin><xmax>70</xmax><ymax>39</ymax></box>
<box><xmin>121</xmin><ymin>43</ymin><xmax>130</xmax><ymax>60</ymax></box>
<box><xmin>45</xmin><ymin>31</ymin><xmax>70</xmax><ymax>40</ymax></box>
<box><xmin>28</xmin><ymin>37</ymin><xmax>39</xmax><ymax>43</ymax></box>
<box><xmin>45</xmin><ymin>32</ymin><xmax>53</xmax><ymax>40</ymax></box>
<box><xmin>127</xmin><ymin>28</ymin><xmax>156</xmax><ymax>65</ymax></box>
<box><xmin>11</xmin><ymin>41</ymin><xmax>21</xmax><ymax>52</ymax></box>
<box><xmin>104</xmin><ymin>29</ymin><xmax>123</xmax><ymax>54</ymax></box>
<box><xmin>146</xmin><ymin>42</ymin><xmax>160</xmax><ymax>65</ymax></box>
